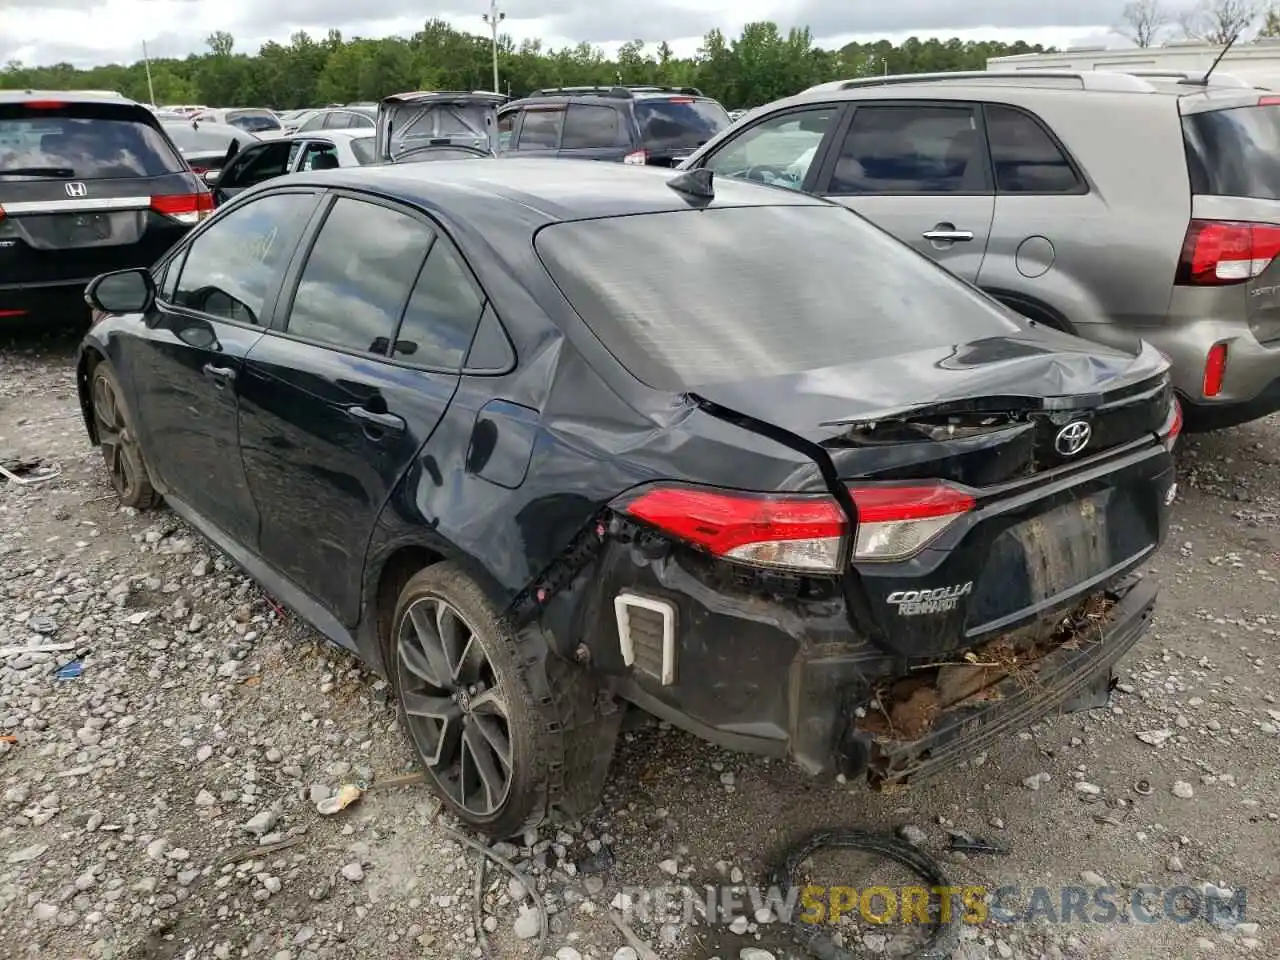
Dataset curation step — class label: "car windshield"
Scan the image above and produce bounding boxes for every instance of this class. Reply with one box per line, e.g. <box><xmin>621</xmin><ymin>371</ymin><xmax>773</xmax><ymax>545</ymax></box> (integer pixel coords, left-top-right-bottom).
<box><xmin>535</xmin><ymin>204</ymin><xmax>1023</xmax><ymax>392</ymax></box>
<box><xmin>228</xmin><ymin>111</ymin><xmax>282</xmax><ymax>133</ymax></box>
<box><xmin>0</xmin><ymin>107</ymin><xmax>184</xmax><ymax>180</ymax></box>
<box><xmin>635</xmin><ymin>98</ymin><xmax>731</xmax><ymax>152</ymax></box>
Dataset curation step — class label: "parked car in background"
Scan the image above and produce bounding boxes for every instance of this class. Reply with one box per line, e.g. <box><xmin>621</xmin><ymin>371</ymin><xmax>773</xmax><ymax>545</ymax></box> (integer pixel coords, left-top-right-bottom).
<box><xmin>162</xmin><ymin>119</ymin><xmax>260</xmax><ymax>179</ymax></box>
<box><xmin>162</xmin><ymin>105</ymin><xmax>206</xmax><ymax>117</ymax></box>
<box><xmin>497</xmin><ymin>86</ymin><xmax>730</xmax><ymax>165</ymax></box>
<box><xmin>295</xmin><ymin>105</ymin><xmax>376</xmax><ymax>133</ymax></box>
<box><xmin>278</xmin><ymin>108</ymin><xmax>321</xmax><ymax>134</ymax></box>
<box><xmin>205</xmin><ymin>129</ymin><xmax>376</xmax><ymax>204</ymax></box>
<box><xmin>77</xmin><ymin>159</ymin><xmax>1177</xmax><ymax>836</ymax></box>
<box><xmin>0</xmin><ymin>90</ymin><xmax>211</xmax><ymax>322</ymax></box>
<box><xmin>194</xmin><ymin>107</ymin><xmax>284</xmax><ymax>139</ymax></box>
<box><xmin>376</xmin><ymin>91</ymin><xmax>507</xmax><ymax>161</ymax></box>
<box><xmin>679</xmin><ymin>70</ymin><xmax>1280</xmax><ymax>431</ymax></box>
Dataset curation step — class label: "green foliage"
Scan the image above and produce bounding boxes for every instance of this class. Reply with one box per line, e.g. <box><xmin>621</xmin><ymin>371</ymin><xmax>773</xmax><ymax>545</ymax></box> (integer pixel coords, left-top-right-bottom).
<box><xmin>0</xmin><ymin>20</ymin><xmax>1049</xmax><ymax>109</ymax></box>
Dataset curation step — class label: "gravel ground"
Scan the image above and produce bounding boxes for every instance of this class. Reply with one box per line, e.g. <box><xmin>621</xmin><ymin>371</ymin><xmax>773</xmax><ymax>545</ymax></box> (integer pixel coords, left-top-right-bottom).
<box><xmin>0</xmin><ymin>335</ymin><xmax>1277</xmax><ymax>960</ymax></box>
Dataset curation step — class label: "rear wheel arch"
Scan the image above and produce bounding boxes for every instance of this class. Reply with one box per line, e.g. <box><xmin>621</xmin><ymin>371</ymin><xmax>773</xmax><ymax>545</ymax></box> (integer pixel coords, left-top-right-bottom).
<box><xmin>984</xmin><ymin>289</ymin><xmax>1078</xmax><ymax>335</ymax></box>
<box><xmin>370</xmin><ymin>543</ymin><xmax>448</xmax><ymax>671</ymax></box>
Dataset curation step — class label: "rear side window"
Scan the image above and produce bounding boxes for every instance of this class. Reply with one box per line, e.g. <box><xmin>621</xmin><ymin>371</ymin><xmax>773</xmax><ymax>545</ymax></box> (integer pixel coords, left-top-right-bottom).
<box><xmin>285</xmin><ymin>198</ymin><xmax>434</xmax><ymax>355</ymax></box>
<box><xmin>534</xmin><ymin>205</ymin><xmax>1021</xmax><ymax>392</ymax></box>
<box><xmin>1183</xmin><ymin>103</ymin><xmax>1280</xmax><ymax>199</ymax></box>
<box><xmin>394</xmin><ymin>237</ymin><xmax>485</xmax><ymax>368</ymax></box>
<box><xmin>561</xmin><ymin>104</ymin><xmax>629</xmax><ymax>149</ymax></box>
<box><xmin>984</xmin><ymin>105</ymin><xmax>1081</xmax><ymax>194</ymax></box>
<box><xmin>634</xmin><ymin>98</ymin><xmax>729</xmax><ymax>152</ymax></box>
<box><xmin>517</xmin><ymin>108</ymin><xmax>563</xmax><ymax>149</ymax></box>
<box><xmin>0</xmin><ymin>107</ymin><xmax>184</xmax><ymax>180</ymax></box>
<box><xmin>831</xmin><ymin>105</ymin><xmax>986</xmax><ymax>194</ymax></box>
<box><xmin>349</xmin><ymin>137</ymin><xmax>376</xmax><ymax>165</ymax></box>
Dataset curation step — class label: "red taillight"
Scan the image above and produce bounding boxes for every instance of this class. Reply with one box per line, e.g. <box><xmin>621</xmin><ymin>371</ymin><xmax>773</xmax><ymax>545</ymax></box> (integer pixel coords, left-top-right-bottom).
<box><xmin>1176</xmin><ymin>219</ymin><xmax>1280</xmax><ymax>285</ymax></box>
<box><xmin>1160</xmin><ymin>396</ymin><xmax>1183</xmax><ymax>450</ymax></box>
<box><xmin>848</xmin><ymin>483</ymin><xmax>976</xmax><ymax>562</ymax></box>
<box><xmin>188</xmin><ymin>165</ymin><xmax>208</xmax><ymax>175</ymax></box>
<box><xmin>1259</xmin><ymin>96</ymin><xmax>1280</xmax><ymax>106</ymax></box>
<box><xmin>614</xmin><ymin>485</ymin><xmax>847</xmax><ymax>573</ymax></box>
<box><xmin>25</xmin><ymin>100</ymin><xmax>66</xmax><ymax>109</ymax></box>
<box><xmin>623</xmin><ymin>149</ymin><xmax>647</xmax><ymax>165</ymax></box>
<box><xmin>1202</xmin><ymin>342</ymin><xmax>1228</xmax><ymax>397</ymax></box>
<box><xmin>151</xmin><ymin>191</ymin><xmax>214</xmax><ymax>225</ymax></box>
<box><xmin>0</xmin><ymin>309</ymin><xmax>28</xmax><ymax>318</ymax></box>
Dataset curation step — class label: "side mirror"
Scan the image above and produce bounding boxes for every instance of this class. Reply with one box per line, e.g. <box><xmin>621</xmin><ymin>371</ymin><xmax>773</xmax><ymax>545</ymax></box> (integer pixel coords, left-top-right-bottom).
<box><xmin>84</xmin><ymin>268</ymin><xmax>155</xmax><ymax>315</ymax></box>
<box><xmin>202</xmin><ymin>169</ymin><xmax>220</xmax><ymax>186</ymax></box>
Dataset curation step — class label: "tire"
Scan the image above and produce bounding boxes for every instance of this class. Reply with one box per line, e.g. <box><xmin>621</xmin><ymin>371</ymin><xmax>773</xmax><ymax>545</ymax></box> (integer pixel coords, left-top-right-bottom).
<box><xmin>388</xmin><ymin>562</ymin><xmax>620</xmax><ymax>838</ymax></box>
<box><xmin>89</xmin><ymin>361</ymin><xmax>161</xmax><ymax>510</ymax></box>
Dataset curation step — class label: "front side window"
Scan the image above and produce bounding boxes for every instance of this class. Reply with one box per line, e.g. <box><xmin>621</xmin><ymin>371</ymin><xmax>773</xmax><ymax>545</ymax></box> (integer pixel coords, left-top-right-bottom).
<box><xmin>299</xmin><ymin>142</ymin><xmax>340</xmax><ymax>171</ymax></box>
<box><xmin>829</xmin><ymin>104</ymin><xmax>986</xmax><ymax>195</ymax></box>
<box><xmin>171</xmin><ymin>192</ymin><xmax>316</xmax><ymax>325</ymax></box>
<box><xmin>393</xmin><ymin>237</ymin><xmax>485</xmax><ymax>368</ymax></box>
<box><xmin>222</xmin><ymin>141</ymin><xmax>295</xmax><ymax>188</ymax></box>
<box><xmin>285</xmin><ymin>198</ymin><xmax>434</xmax><ymax>355</ymax></box>
<box><xmin>516</xmin><ymin>108</ymin><xmax>563</xmax><ymax>149</ymax></box>
<box><xmin>497</xmin><ymin>111</ymin><xmax>516</xmax><ymax>150</ymax></box>
<box><xmin>703</xmin><ymin>108</ymin><xmax>838</xmax><ymax>192</ymax></box>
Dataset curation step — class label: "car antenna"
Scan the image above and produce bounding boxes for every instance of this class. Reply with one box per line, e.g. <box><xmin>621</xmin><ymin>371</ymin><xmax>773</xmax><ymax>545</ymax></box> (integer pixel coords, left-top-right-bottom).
<box><xmin>1188</xmin><ymin>32</ymin><xmax>1239</xmax><ymax>86</ymax></box>
<box><xmin>666</xmin><ymin>168</ymin><xmax>714</xmax><ymax>205</ymax></box>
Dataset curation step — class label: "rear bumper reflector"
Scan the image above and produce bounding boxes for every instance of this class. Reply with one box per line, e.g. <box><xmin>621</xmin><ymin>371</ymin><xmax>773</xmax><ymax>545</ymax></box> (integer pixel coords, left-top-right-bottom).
<box><xmin>614</xmin><ymin>592</ymin><xmax>677</xmax><ymax>686</ymax></box>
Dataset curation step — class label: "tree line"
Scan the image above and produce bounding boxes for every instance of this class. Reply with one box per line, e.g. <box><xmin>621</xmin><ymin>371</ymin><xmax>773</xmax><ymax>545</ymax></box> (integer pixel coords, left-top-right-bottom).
<box><xmin>0</xmin><ymin>21</ymin><xmax>1049</xmax><ymax>110</ymax></box>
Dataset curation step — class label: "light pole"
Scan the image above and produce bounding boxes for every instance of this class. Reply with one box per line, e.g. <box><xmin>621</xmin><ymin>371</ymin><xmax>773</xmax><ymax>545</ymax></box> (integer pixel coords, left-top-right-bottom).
<box><xmin>481</xmin><ymin>1</ymin><xmax>505</xmax><ymax>95</ymax></box>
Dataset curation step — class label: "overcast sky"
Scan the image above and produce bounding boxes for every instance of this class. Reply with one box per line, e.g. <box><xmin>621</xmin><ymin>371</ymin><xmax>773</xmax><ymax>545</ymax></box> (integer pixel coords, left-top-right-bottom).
<box><xmin>0</xmin><ymin>0</ymin><xmax>1128</xmax><ymax>69</ymax></box>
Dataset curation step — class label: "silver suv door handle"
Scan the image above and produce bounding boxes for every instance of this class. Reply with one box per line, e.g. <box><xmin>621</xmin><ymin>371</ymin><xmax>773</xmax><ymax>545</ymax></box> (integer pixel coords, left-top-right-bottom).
<box><xmin>921</xmin><ymin>229</ymin><xmax>974</xmax><ymax>242</ymax></box>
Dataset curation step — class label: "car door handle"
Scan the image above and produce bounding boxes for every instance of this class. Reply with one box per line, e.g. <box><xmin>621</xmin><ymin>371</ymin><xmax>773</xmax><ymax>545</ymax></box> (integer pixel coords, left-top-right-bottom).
<box><xmin>346</xmin><ymin>404</ymin><xmax>406</xmax><ymax>434</ymax></box>
<box><xmin>921</xmin><ymin>229</ymin><xmax>975</xmax><ymax>242</ymax></box>
<box><xmin>202</xmin><ymin>363</ymin><xmax>235</xmax><ymax>386</ymax></box>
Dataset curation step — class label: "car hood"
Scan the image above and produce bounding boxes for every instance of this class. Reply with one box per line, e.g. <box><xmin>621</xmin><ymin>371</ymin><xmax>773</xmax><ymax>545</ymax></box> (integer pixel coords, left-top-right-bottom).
<box><xmin>375</xmin><ymin>92</ymin><xmax>507</xmax><ymax>162</ymax></box>
<box><xmin>688</xmin><ymin>331</ymin><xmax>1171</xmax><ymax>445</ymax></box>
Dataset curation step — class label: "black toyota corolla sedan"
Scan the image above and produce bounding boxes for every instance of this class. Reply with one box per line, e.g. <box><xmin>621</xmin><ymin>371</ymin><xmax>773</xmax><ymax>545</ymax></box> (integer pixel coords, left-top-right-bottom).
<box><xmin>75</xmin><ymin>159</ymin><xmax>1179</xmax><ymax>837</ymax></box>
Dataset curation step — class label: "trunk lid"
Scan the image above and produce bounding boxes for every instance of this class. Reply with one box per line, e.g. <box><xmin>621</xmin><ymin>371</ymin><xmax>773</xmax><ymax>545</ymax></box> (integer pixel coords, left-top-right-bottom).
<box><xmin>691</xmin><ymin>331</ymin><xmax>1172</xmax><ymax>486</ymax></box>
<box><xmin>375</xmin><ymin>91</ymin><xmax>507</xmax><ymax>162</ymax></box>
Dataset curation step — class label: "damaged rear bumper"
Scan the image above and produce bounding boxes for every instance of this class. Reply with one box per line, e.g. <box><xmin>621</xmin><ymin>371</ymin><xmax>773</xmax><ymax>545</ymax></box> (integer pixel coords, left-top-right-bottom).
<box><xmin>849</xmin><ymin>573</ymin><xmax>1156</xmax><ymax>787</ymax></box>
<box><xmin>608</xmin><ymin>563</ymin><xmax>1156</xmax><ymax>784</ymax></box>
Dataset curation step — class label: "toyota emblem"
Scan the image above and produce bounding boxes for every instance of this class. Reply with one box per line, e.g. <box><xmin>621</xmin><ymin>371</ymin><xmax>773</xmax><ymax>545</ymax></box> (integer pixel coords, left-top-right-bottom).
<box><xmin>64</xmin><ymin>182</ymin><xmax>87</xmax><ymax>198</ymax></box>
<box><xmin>1054</xmin><ymin>421</ymin><xmax>1092</xmax><ymax>457</ymax></box>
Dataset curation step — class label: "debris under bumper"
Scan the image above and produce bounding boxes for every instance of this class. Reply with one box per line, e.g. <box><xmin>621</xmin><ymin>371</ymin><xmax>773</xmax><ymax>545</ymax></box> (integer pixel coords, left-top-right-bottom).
<box><xmin>844</xmin><ymin>574</ymin><xmax>1157</xmax><ymax>787</ymax></box>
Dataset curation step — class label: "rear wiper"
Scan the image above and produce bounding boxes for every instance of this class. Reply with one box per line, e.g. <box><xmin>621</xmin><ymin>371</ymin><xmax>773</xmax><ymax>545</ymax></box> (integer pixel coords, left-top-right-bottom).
<box><xmin>0</xmin><ymin>167</ymin><xmax>77</xmax><ymax>177</ymax></box>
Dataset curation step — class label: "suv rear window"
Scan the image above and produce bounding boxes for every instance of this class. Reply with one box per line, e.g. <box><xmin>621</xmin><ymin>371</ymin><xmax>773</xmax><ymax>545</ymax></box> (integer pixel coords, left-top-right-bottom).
<box><xmin>227</xmin><ymin>111</ymin><xmax>282</xmax><ymax>133</ymax></box>
<box><xmin>1183</xmin><ymin>103</ymin><xmax>1280</xmax><ymax>199</ymax></box>
<box><xmin>0</xmin><ymin>106</ymin><xmax>184</xmax><ymax>180</ymax></box>
<box><xmin>535</xmin><ymin>205</ymin><xmax>1022</xmax><ymax>392</ymax></box>
<box><xmin>634</xmin><ymin>98</ymin><xmax>730</xmax><ymax>153</ymax></box>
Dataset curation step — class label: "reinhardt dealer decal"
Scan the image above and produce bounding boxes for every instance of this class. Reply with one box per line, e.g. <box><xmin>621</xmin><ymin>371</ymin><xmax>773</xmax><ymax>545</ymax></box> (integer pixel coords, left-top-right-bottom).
<box><xmin>887</xmin><ymin>581</ymin><xmax>974</xmax><ymax>616</ymax></box>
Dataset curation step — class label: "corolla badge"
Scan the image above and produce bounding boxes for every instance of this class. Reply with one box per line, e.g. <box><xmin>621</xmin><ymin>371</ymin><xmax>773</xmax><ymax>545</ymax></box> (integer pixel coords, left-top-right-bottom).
<box><xmin>1054</xmin><ymin>421</ymin><xmax>1092</xmax><ymax>457</ymax></box>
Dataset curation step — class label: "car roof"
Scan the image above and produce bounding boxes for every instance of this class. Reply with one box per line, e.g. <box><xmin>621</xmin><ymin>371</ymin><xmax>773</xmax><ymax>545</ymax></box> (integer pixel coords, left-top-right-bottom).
<box><xmin>164</xmin><ymin>120</ymin><xmax>254</xmax><ymax>138</ymax></box>
<box><xmin>281</xmin><ymin>157</ymin><xmax>829</xmax><ymax>223</ymax></box>
<box><xmin>284</xmin><ymin>128</ymin><xmax>372</xmax><ymax>142</ymax></box>
<box><xmin>0</xmin><ymin>89</ymin><xmax>137</xmax><ymax>108</ymax></box>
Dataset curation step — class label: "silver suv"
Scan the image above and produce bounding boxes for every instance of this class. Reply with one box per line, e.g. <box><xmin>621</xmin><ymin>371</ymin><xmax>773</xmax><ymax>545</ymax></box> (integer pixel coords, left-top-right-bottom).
<box><xmin>678</xmin><ymin>70</ymin><xmax>1280</xmax><ymax>431</ymax></box>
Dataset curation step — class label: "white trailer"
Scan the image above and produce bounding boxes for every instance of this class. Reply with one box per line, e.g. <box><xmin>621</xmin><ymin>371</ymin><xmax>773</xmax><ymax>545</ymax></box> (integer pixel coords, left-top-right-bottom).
<box><xmin>988</xmin><ymin>39</ymin><xmax>1280</xmax><ymax>89</ymax></box>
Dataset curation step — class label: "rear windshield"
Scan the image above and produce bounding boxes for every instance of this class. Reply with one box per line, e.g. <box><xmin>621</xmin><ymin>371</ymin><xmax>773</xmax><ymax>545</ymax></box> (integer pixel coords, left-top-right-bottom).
<box><xmin>163</xmin><ymin>123</ymin><xmax>239</xmax><ymax>152</ymax></box>
<box><xmin>634</xmin><ymin>98</ymin><xmax>730</xmax><ymax>153</ymax></box>
<box><xmin>227</xmin><ymin>111</ymin><xmax>281</xmax><ymax>133</ymax></box>
<box><xmin>535</xmin><ymin>204</ymin><xmax>1023</xmax><ymax>392</ymax></box>
<box><xmin>0</xmin><ymin>107</ymin><xmax>184</xmax><ymax>180</ymax></box>
<box><xmin>1183</xmin><ymin>103</ymin><xmax>1280</xmax><ymax>199</ymax></box>
<box><xmin>349</xmin><ymin>137</ymin><xmax>376</xmax><ymax>164</ymax></box>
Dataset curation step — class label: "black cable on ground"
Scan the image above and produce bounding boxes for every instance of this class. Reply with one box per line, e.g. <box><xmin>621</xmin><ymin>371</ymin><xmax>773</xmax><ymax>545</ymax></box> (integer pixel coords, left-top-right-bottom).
<box><xmin>767</xmin><ymin>829</ymin><xmax>964</xmax><ymax>960</ymax></box>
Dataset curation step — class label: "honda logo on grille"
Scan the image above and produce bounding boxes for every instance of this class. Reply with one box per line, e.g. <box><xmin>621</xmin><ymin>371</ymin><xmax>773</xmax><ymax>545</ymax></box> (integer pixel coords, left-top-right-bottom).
<box><xmin>64</xmin><ymin>182</ymin><xmax>87</xmax><ymax>198</ymax></box>
<box><xmin>1054</xmin><ymin>421</ymin><xmax>1092</xmax><ymax>457</ymax></box>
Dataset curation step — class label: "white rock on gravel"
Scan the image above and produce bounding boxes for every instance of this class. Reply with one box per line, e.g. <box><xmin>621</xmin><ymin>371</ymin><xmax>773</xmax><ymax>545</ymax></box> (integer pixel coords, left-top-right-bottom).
<box><xmin>340</xmin><ymin>862</ymin><xmax>364</xmax><ymax>882</ymax></box>
<box><xmin>1172</xmin><ymin>781</ymin><xmax>1196</xmax><ymax>799</ymax></box>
